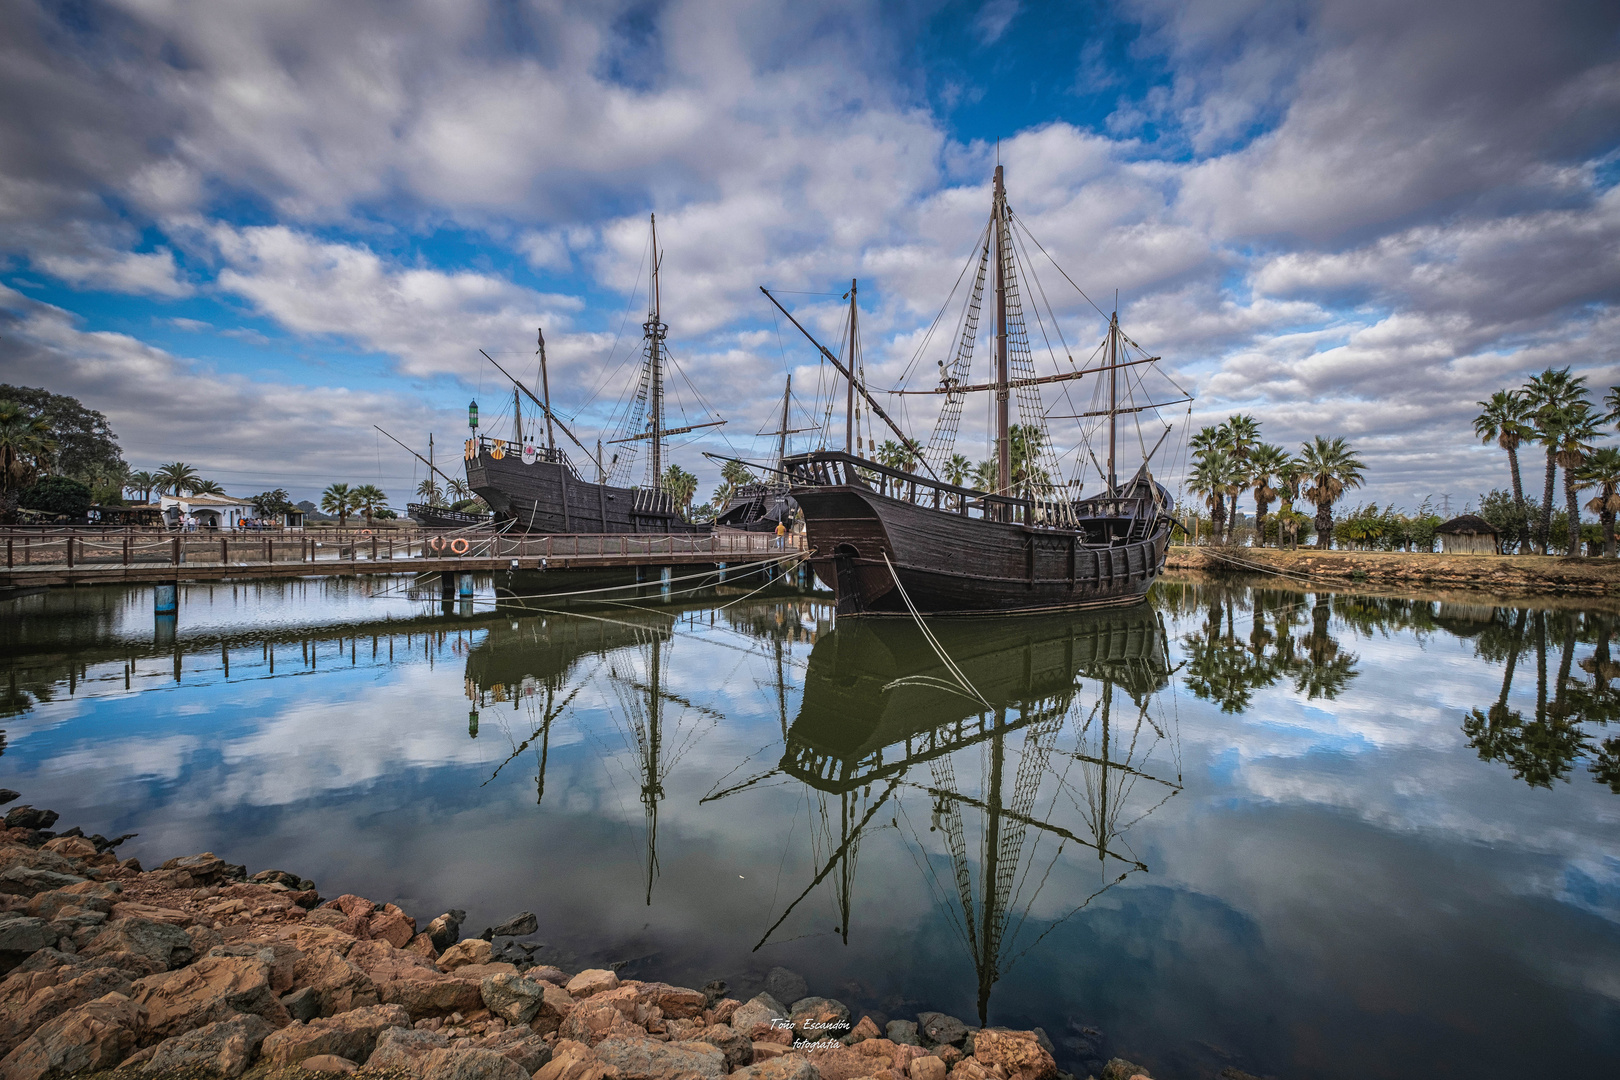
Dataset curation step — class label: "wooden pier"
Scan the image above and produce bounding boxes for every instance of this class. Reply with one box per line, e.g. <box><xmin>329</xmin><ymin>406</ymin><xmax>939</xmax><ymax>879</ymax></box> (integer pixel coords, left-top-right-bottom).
<box><xmin>0</xmin><ymin>527</ymin><xmax>803</xmax><ymax>588</ymax></box>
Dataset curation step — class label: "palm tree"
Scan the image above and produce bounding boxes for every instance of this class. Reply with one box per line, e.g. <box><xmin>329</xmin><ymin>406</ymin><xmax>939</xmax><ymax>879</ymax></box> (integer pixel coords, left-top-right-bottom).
<box><xmin>1546</xmin><ymin>401</ymin><xmax>1601</xmax><ymax>555</ymax></box>
<box><xmin>1188</xmin><ymin>449</ymin><xmax>1241</xmax><ymax>544</ymax></box>
<box><xmin>1523</xmin><ymin>367</ymin><xmax>1589</xmax><ymax>554</ymax></box>
<box><xmin>416</xmin><ymin>478</ymin><xmax>444</xmax><ymax>506</ymax></box>
<box><xmin>447</xmin><ymin>478</ymin><xmax>472</xmax><ymax>502</ymax></box>
<box><xmin>1298</xmin><ymin>436</ymin><xmax>1366</xmax><ymax>549</ymax></box>
<box><xmin>1579</xmin><ymin>447</ymin><xmax>1620</xmax><ymax>557</ymax></box>
<box><xmin>0</xmin><ymin>400</ymin><xmax>56</xmax><ymax>522</ymax></box>
<box><xmin>1474</xmin><ymin>390</ymin><xmax>1533</xmax><ymax>552</ymax></box>
<box><xmin>188</xmin><ymin>479</ymin><xmax>226</xmax><ymax>496</ymax></box>
<box><xmin>1189</xmin><ymin>425</ymin><xmax>1227</xmax><ymax>534</ymax></box>
<box><xmin>875</xmin><ymin>439</ymin><xmax>920</xmax><ymax>473</ymax></box>
<box><xmin>1219</xmin><ymin>414</ymin><xmax>1261</xmax><ymax>542</ymax></box>
<box><xmin>1246</xmin><ymin>443</ymin><xmax>1290</xmax><ymax>547</ymax></box>
<box><xmin>126</xmin><ymin>470</ymin><xmax>156</xmax><ymax>504</ymax></box>
<box><xmin>660</xmin><ymin>464</ymin><xmax>698</xmax><ymax>513</ymax></box>
<box><xmin>944</xmin><ymin>453</ymin><xmax>972</xmax><ymax>487</ymax></box>
<box><xmin>352</xmin><ymin>484</ymin><xmax>388</xmax><ymax>524</ymax></box>
<box><xmin>970</xmin><ymin>459</ymin><xmax>997</xmax><ymax>492</ymax></box>
<box><xmin>154</xmin><ymin>462</ymin><xmax>201</xmax><ymax>496</ymax></box>
<box><xmin>321</xmin><ymin>482</ymin><xmax>357</xmax><ymax>527</ymax></box>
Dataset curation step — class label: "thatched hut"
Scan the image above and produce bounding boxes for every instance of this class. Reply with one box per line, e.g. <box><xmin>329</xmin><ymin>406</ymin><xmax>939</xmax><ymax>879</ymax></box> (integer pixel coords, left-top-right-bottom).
<box><xmin>1436</xmin><ymin>514</ymin><xmax>1498</xmax><ymax>555</ymax></box>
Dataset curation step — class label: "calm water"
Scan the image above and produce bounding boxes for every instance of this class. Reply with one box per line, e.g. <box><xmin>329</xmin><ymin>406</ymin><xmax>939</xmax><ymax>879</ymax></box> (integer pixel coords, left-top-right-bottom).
<box><xmin>3</xmin><ymin>574</ymin><xmax>1618</xmax><ymax>1079</ymax></box>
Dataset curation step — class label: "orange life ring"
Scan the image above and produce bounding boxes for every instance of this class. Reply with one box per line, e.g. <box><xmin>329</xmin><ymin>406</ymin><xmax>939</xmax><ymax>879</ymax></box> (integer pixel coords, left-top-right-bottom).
<box><xmin>449</xmin><ymin>537</ymin><xmax>470</xmax><ymax>555</ymax></box>
<box><xmin>360</xmin><ymin>529</ymin><xmax>373</xmax><ymax>537</ymax></box>
<box><xmin>429</xmin><ymin>536</ymin><xmax>445</xmax><ymax>551</ymax></box>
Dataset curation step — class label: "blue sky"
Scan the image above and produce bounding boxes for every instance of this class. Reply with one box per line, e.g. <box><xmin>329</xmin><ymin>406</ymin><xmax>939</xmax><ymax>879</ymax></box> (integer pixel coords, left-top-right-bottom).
<box><xmin>1</xmin><ymin>0</ymin><xmax>1617</xmax><ymax>506</ymax></box>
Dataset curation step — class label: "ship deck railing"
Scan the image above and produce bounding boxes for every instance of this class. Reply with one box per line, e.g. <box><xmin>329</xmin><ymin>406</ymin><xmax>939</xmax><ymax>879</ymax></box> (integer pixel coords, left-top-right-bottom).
<box><xmin>784</xmin><ymin>450</ymin><xmax>1162</xmax><ymax>536</ymax></box>
<box><xmin>472</xmin><ymin>436</ymin><xmax>582</xmax><ymax>479</ymax></box>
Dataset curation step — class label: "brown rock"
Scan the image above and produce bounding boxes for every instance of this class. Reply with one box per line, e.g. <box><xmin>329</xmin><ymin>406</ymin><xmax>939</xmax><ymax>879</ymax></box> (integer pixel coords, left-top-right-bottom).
<box><xmin>82</xmin><ymin>917</ymin><xmax>194</xmax><ymax>969</ymax></box>
<box><xmin>40</xmin><ymin>837</ymin><xmax>98</xmax><ymax>861</ymax></box>
<box><xmin>751</xmin><ymin>1026</ymin><xmax>792</xmax><ymax>1047</ymax></box>
<box><xmin>330</xmin><ymin>895</ymin><xmax>377</xmax><ymax>919</ymax></box>
<box><xmin>0</xmin><ymin>991</ymin><xmax>145</xmax><ymax>1080</ymax></box>
<box><xmin>419</xmin><ymin>1046</ymin><xmax>530</xmax><ymax>1080</ymax></box>
<box><xmin>969</xmin><ymin>1032</ymin><xmax>1053</xmax><ymax>1080</ymax></box>
<box><xmin>481</xmin><ymin>972</ymin><xmax>550</xmax><ymax>1025</ymax></box>
<box><xmin>304</xmin><ymin>1054</ymin><xmax>360</xmax><ymax>1073</ymax></box>
<box><xmin>936</xmin><ymin>1048</ymin><xmax>961</xmax><ymax>1067</ymax></box>
<box><xmin>142</xmin><ymin>1013</ymin><xmax>275</xmax><ymax>1077</ymax></box>
<box><xmin>633</xmin><ymin>983</ymin><xmax>707</xmax><ymax>1021</ymax></box>
<box><xmin>730</xmin><ymin>1053</ymin><xmax>818</xmax><ymax>1080</ymax></box>
<box><xmin>559</xmin><ymin>999</ymin><xmax>645</xmax><ymax>1047</ymax></box>
<box><xmin>530</xmin><ymin>981</ymin><xmax>577</xmax><ymax>1037</ymax></box>
<box><xmin>291</xmin><ymin>947</ymin><xmax>380</xmax><ymax>1017</ymax></box>
<box><xmin>366</xmin><ymin>1026</ymin><xmax>449</xmax><ymax>1074</ymax></box>
<box><xmin>848</xmin><ymin>1017</ymin><xmax>881</xmax><ymax>1044</ymax></box>
<box><xmin>750</xmin><ymin>1043</ymin><xmax>788</xmax><ymax>1062</ymax></box>
<box><xmin>290</xmin><ymin>924</ymin><xmax>361</xmax><ymax>955</ymax></box>
<box><xmin>369</xmin><ymin>906</ymin><xmax>418</xmax><ymax>949</ymax></box>
<box><xmin>0</xmin><ymin>965</ymin><xmax>132</xmax><ymax>1056</ymax></box>
<box><xmin>564</xmin><ymin>969</ymin><xmax>618</xmax><ymax>998</ymax></box>
<box><xmin>789</xmin><ymin>999</ymin><xmax>850</xmax><ymax>1039</ymax></box>
<box><xmin>451</xmin><ymin>962</ymin><xmax>520</xmax><ymax>982</ymax></box>
<box><xmin>25</xmin><ymin>890</ymin><xmax>112</xmax><ymax>921</ymax></box>
<box><xmin>948</xmin><ymin>1060</ymin><xmax>987</xmax><ymax>1080</ymax></box>
<box><xmin>1098</xmin><ymin>1061</ymin><xmax>1149</xmax><ymax>1080</ymax></box>
<box><xmin>527</xmin><ymin>966</ymin><xmax>568</xmax><ymax>985</ymax></box>
<box><xmin>206</xmin><ymin>941</ymin><xmax>303</xmax><ymax>994</ymax></box>
<box><xmin>910</xmin><ymin>1058</ymin><xmax>947</xmax><ymax>1080</ymax></box>
<box><xmin>406</xmin><ymin>933</ymin><xmax>440</xmax><ymax>961</ymax></box>
<box><xmin>807</xmin><ymin>1046</ymin><xmax>891</xmax><ymax>1080</ymax></box>
<box><xmin>158</xmin><ymin>853</ymin><xmax>230</xmax><ymax>885</ymax></box>
<box><xmin>302</xmin><ymin>908</ymin><xmax>352</xmax><ymax>930</ymax></box>
<box><xmin>437</xmin><ymin>939</ymin><xmax>493</xmax><ymax>973</ymax></box>
<box><xmin>532</xmin><ymin>1039</ymin><xmax>594</xmax><ymax>1080</ymax></box>
<box><xmin>111</xmin><ymin>901</ymin><xmax>193</xmax><ymax>925</ymax></box>
<box><xmin>590</xmin><ymin>1034</ymin><xmax>727</xmax><ymax>1080</ymax></box>
<box><xmin>694</xmin><ymin>1024</ymin><xmax>752</xmax><ymax>1069</ymax></box>
<box><xmin>258</xmin><ymin>1003</ymin><xmax>410</xmax><ymax>1066</ymax></box>
<box><xmin>476</xmin><ymin>1028</ymin><xmax>553</xmax><ymax>1074</ymax></box>
<box><xmin>131</xmin><ymin>955</ymin><xmax>292</xmax><ymax>1039</ymax></box>
<box><xmin>709</xmin><ymin>999</ymin><xmax>739</xmax><ymax>1026</ymax></box>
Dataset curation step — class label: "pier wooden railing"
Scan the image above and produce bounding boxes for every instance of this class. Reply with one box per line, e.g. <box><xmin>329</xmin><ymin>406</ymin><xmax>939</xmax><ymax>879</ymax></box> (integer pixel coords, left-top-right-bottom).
<box><xmin>1</xmin><ymin>527</ymin><xmax>802</xmax><ymax>574</ymax></box>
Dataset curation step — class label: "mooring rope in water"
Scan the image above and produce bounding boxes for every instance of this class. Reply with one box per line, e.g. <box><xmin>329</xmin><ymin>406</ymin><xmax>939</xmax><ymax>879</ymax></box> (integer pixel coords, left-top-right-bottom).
<box><xmin>881</xmin><ymin>551</ymin><xmax>990</xmax><ymax>709</ymax></box>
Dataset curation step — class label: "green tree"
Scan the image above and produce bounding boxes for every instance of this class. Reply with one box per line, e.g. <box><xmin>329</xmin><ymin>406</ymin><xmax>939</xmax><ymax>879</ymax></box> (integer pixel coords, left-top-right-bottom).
<box><xmin>1188</xmin><ymin>448</ymin><xmax>1241</xmax><ymax>544</ymax></box>
<box><xmin>970</xmin><ymin>459</ymin><xmax>996</xmax><ymax>491</ymax></box>
<box><xmin>0</xmin><ymin>384</ymin><xmax>124</xmax><ymax>481</ymax></box>
<box><xmin>321</xmin><ymin>482</ymin><xmax>358</xmax><ymax>527</ymax></box>
<box><xmin>154</xmin><ymin>462</ymin><xmax>201</xmax><ymax>496</ymax></box>
<box><xmin>416</xmin><ymin>478</ymin><xmax>444</xmax><ymax>506</ymax></box>
<box><xmin>1522</xmin><ymin>367</ymin><xmax>1589</xmax><ymax>554</ymax></box>
<box><xmin>1298</xmin><ymin>436</ymin><xmax>1366</xmax><ymax>549</ymax></box>
<box><xmin>352</xmin><ymin>484</ymin><xmax>389</xmax><ymax>524</ymax></box>
<box><xmin>1579</xmin><ymin>447</ymin><xmax>1620</xmax><ymax>557</ymax></box>
<box><xmin>188</xmin><ymin>479</ymin><xmax>226</xmax><ymax>496</ymax></box>
<box><xmin>1218</xmin><ymin>414</ymin><xmax>1260</xmax><ymax>542</ymax></box>
<box><xmin>1545</xmin><ymin>400</ymin><xmax>1601</xmax><ymax>556</ymax></box>
<box><xmin>0</xmin><ymin>399</ymin><xmax>57</xmax><ymax>521</ymax></box>
<box><xmin>943</xmin><ymin>453</ymin><xmax>972</xmax><ymax>487</ymax></box>
<box><xmin>715</xmin><ymin>459</ymin><xmax>755</xmax><ymax>507</ymax></box>
<box><xmin>1246</xmin><ymin>443</ymin><xmax>1290</xmax><ymax>547</ymax></box>
<box><xmin>1189</xmin><ymin>425</ymin><xmax>1227</xmax><ymax>534</ymax></box>
<box><xmin>126</xmin><ymin>470</ymin><xmax>157</xmax><ymax>504</ymax></box>
<box><xmin>20</xmin><ymin>475</ymin><xmax>93</xmax><ymax>518</ymax></box>
<box><xmin>251</xmin><ymin>489</ymin><xmax>295</xmax><ymax>521</ymax></box>
<box><xmin>1474</xmin><ymin>389</ymin><xmax>1534</xmax><ymax>552</ymax></box>
<box><xmin>660</xmin><ymin>464</ymin><xmax>698</xmax><ymax>512</ymax></box>
<box><xmin>875</xmin><ymin>439</ymin><xmax>920</xmax><ymax>473</ymax></box>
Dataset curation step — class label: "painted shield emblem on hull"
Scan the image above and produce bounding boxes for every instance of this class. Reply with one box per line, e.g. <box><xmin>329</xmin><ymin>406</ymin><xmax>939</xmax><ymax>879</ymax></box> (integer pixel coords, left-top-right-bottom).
<box><xmin>522</xmin><ymin>439</ymin><xmax>538</xmax><ymax>464</ymax></box>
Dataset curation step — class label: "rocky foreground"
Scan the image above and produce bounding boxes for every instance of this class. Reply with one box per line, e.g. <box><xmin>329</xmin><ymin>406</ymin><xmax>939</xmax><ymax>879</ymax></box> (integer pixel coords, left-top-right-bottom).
<box><xmin>0</xmin><ymin>800</ymin><xmax>1201</xmax><ymax>1080</ymax></box>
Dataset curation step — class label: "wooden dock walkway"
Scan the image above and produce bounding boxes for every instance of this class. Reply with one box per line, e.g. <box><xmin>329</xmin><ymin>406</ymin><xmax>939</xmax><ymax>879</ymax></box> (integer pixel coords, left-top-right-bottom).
<box><xmin>0</xmin><ymin>527</ymin><xmax>803</xmax><ymax>588</ymax></box>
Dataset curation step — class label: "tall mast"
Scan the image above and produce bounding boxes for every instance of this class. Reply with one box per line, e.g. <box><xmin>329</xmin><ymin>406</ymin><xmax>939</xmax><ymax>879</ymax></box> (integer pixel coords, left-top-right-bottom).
<box><xmin>778</xmin><ymin>374</ymin><xmax>792</xmax><ymax>466</ymax></box>
<box><xmin>1107</xmin><ymin>311</ymin><xmax>1118</xmax><ymax>492</ymax></box>
<box><xmin>846</xmin><ymin>279</ymin><xmax>857</xmax><ymax>454</ymax></box>
<box><xmin>537</xmin><ymin>328</ymin><xmax>555</xmax><ymax>451</ymax></box>
<box><xmin>647</xmin><ymin>214</ymin><xmax>665</xmax><ymax>492</ymax></box>
<box><xmin>994</xmin><ymin>166</ymin><xmax>1011</xmax><ymax>503</ymax></box>
<box><xmin>513</xmin><ymin>385</ymin><xmax>522</xmax><ymax>446</ymax></box>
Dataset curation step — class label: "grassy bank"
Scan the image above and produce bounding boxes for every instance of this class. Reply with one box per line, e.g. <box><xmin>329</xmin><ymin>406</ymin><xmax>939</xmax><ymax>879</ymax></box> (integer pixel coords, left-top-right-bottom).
<box><xmin>1165</xmin><ymin>545</ymin><xmax>1620</xmax><ymax>596</ymax></box>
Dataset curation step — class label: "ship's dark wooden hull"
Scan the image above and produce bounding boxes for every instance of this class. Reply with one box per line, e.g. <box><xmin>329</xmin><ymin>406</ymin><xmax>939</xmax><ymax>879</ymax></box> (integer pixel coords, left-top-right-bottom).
<box><xmin>466</xmin><ymin>448</ymin><xmax>703</xmax><ymax>535</ymax></box>
<box><xmin>408</xmin><ymin>503</ymin><xmax>492</xmax><ymax>529</ymax></box>
<box><xmin>715</xmin><ymin>485</ymin><xmax>797</xmax><ymax>532</ymax></box>
<box><xmin>786</xmin><ymin>453</ymin><xmax>1171</xmax><ymax>616</ymax></box>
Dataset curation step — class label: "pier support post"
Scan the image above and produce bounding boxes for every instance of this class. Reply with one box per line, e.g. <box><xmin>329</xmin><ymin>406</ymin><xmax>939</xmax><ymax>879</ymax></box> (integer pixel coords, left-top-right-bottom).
<box><xmin>660</xmin><ymin>565</ymin><xmax>672</xmax><ymax>597</ymax></box>
<box><xmin>458</xmin><ymin>573</ymin><xmax>475</xmax><ymax>599</ymax></box>
<box><xmin>717</xmin><ymin>561</ymin><xmax>726</xmax><ymax>582</ymax></box>
<box><xmin>154</xmin><ymin>583</ymin><xmax>178</xmax><ymax>614</ymax></box>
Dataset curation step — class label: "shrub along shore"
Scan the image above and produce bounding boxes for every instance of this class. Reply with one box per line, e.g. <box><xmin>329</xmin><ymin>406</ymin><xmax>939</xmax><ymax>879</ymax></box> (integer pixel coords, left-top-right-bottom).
<box><xmin>1166</xmin><ymin>546</ymin><xmax>1620</xmax><ymax>596</ymax></box>
<box><xmin>0</xmin><ymin>798</ymin><xmax>1207</xmax><ymax>1080</ymax></box>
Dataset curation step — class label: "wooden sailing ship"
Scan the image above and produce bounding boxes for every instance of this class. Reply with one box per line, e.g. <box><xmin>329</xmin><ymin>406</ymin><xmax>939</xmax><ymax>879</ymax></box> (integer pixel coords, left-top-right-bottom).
<box><xmin>765</xmin><ymin>165</ymin><xmax>1185</xmax><ymax>615</ymax></box>
<box><xmin>466</xmin><ymin>215</ymin><xmax>722</xmax><ymax>534</ymax></box>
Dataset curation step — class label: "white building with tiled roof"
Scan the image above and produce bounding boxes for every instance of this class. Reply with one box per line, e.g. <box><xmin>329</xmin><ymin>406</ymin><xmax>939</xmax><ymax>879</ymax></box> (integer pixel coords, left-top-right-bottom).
<box><xmin>158</xmin><ymin>493</ymin><xmax>258</xmax><ymax>530</ymax></box>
